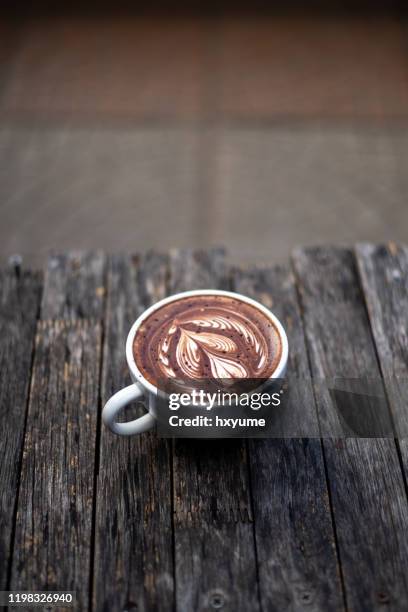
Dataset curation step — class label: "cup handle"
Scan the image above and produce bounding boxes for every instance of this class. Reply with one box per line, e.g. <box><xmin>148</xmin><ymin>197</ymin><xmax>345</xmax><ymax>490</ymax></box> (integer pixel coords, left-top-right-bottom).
<box><xmin>102</xmin><ymin>384</ymin><xmax>155</xmax><ymax>436</ymax></box>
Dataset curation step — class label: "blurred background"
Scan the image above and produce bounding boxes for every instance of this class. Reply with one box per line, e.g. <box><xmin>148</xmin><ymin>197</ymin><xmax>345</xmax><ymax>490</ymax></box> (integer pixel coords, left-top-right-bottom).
<box><xmin>0</xmin><ymin>2</ymin><xmax>407</xmax><ymax>266</ymax></box>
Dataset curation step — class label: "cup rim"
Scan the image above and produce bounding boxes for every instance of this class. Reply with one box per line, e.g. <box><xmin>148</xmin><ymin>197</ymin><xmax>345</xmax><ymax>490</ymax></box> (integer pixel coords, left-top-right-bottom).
<box><xmin>126</xmin><ymin>289</ymin><xmax>289</xmax><ymax>396</ymax></box>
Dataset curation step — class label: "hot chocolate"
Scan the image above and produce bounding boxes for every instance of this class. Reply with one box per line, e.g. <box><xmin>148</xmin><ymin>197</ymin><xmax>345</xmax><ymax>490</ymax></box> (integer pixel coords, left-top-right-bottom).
<box><xmin>133</xmin><ymin>294</ymin><xmax>282</xmax><ymax>389</ymax></box>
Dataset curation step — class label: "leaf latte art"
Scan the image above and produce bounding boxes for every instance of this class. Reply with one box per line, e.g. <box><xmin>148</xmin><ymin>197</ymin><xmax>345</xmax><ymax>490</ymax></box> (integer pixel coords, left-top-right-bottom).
<box><xmin>133</xmin><ymin>295</ymin><xmax>282</xmax><ymax>389</ymax></box>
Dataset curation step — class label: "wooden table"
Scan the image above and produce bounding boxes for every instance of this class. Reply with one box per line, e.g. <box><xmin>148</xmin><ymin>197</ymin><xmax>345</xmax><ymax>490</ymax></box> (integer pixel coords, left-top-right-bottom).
<box><xmin>1</xmin><ymin>246</ymin><xmax>408</xmax><ymax>611</ymax></box>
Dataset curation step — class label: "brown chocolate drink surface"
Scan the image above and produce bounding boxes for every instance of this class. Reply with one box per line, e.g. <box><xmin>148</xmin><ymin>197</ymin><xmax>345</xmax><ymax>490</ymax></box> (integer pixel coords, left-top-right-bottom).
<box><xmin>133</xmin><ymin>294</ymin><xmax>282</xmax><ymax>389</ymax></box>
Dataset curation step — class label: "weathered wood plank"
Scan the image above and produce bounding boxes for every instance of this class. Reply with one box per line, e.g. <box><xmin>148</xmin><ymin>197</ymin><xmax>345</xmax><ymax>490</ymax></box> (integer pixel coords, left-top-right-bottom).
<box><xmin>169</xmin><ymin>247</ymin><xmax>227</xmax><ymax>291</ymax></box>
<box><xmin>9</xmin><ymin>252</ymin><xmax>105</xmax><ymax>608</ymax></box>
<box><xmin>170</xmin><ymin>248</ymin><xmax>260</xmax><ymax>612</ymax></box>
<box><xmin>93</xmin><ymin>252</ymin><xmax>174</xmax><ymax>612</ymax></box>
<box><xmin>356</xmin><ymin>243</ymin><xmax>408</xmax><ymax>466</ymax></box>
<box><xmin>293</xmin><ymin>247</ymin><xmax>408</xmax><ymax>611</ymax></box>
<box><xmin>233</xmin><ymin>264</ymin><xmax>344</xmax><ymax>611</ymax></box>
<box><xmin>0</xmin><ymin>265</ymin><xmax>42</xmax><ymax>589</ymax></box>
<box><xmin>10</xmin><ymin>319</ymin><xmax>102</xmax><ymax>611</ymax></box>
<box><xmin>41</xmin><ymin>251</ymin><xmax>106</xmax><ymax>319</ymax></box>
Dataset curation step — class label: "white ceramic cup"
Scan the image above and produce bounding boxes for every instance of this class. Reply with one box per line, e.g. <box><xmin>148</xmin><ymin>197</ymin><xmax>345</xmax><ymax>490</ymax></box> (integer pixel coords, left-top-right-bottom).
<box><xmin>102</xmin><ymin>289</ymin><xmax>289</xmax><ymax>436</ymax></box>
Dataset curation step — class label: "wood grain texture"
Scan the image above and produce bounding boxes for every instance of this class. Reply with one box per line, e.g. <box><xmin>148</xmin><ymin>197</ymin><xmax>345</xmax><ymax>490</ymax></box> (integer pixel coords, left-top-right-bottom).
<box><xmin>356</xmin><ymin>243</ymin><xmax>408</xmax><ymax>465</ymax></box>
<box><xmin>6</xmin><ymin>246</ymin><xmax>408</xmax><ymax>610</ymax></box>
<box><xmin>41</xmin><ymin>251</ymin><xmax>106</xmax><ymax>320</ymax></box>
<box><xmin>169</xmin><ymin>247</ymin><xmax>227</xmax><ymax>292</ymax></box>
<box><xmin>170</xmin><ymin>248</ymin><xmax>260</xmax><ymax>612</ymax></box>
<box><xmin>93</xmin><ymin>252</ymin><xmax>174</xmax><ymax>612</ymax></box>
<box><xmin>9</xmin><ymin>252</ymin><xmax>105</xmax><ymax>608</ymax></box>
<box><xmin>232</xmin><ymin>264</ymin><xmax>344</xmax><ymax>611</ymax></box>
<box><xmin>10</xmin><ymin>319</ymin><xmax>102</xmax><ymax>611</ymax></box>
<box><xmin>293</xmin><ymin>247</ymin><xmax>408</xmax><ymax>611</ymax></box>
<box><xmin>0</xmin><ymin>265</ymin><xmax>42</xmax><ymax>589</ymax></box>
